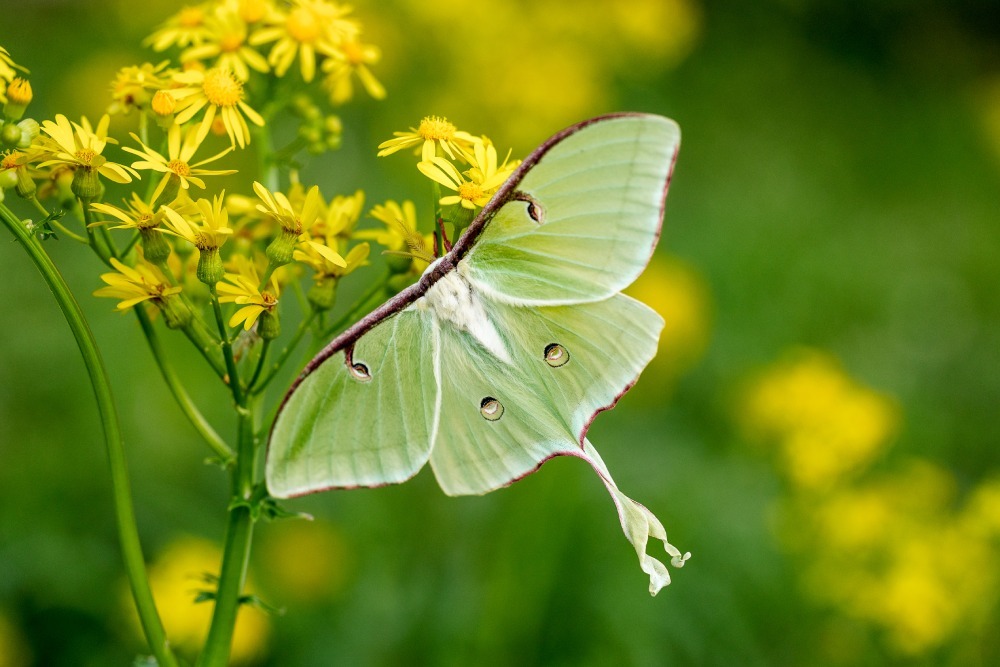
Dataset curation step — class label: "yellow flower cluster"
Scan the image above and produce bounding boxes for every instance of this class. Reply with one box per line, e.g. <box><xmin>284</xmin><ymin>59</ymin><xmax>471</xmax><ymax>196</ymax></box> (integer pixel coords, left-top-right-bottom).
<box><xmin>742</xmin><ymin>350</ymin><xmax>898</xmax><ymax>489</ymax></box>
<box><xmin>742</xmin><ymin>350</ymin><xmax>1000</xmax><ymax>657</ymax></box>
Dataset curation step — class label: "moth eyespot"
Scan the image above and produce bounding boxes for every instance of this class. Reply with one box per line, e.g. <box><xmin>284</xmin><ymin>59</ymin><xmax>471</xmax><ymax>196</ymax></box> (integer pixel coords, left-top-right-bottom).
<box><xmin>544</xmin><ymin>343</ymin><xmax>570</xmax><ymax>367</ymax></box>
<box><xmin>527</xmin><ymin>200</ymin><xmax>543</xmax><ymax>223</ymax></box>
<box><xmin>480</xmin><ymin>396</ymin><xmax>504</xmax><ymax>421</ymax></box>
<box><xmin>349</xmin><ymin>362</ymin><xmax>372</xmax><ymax>382</ymax></box>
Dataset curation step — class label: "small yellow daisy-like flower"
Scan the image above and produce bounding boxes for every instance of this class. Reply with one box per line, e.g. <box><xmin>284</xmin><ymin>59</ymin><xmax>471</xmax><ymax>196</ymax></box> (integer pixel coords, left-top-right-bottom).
<box><xmin>314</xmin><ymin>189</ymin><xmax>364</xmax><ymax>239</ymax></box>
<box><xmin>124</xmin><ymin>123</ymin><xmax>236</xmax><ymax>204</ymax></box>
<box><xmin>107</xmin><ymin>61</ymin><xmax>173</xmax><ymax>116</ymax></box>
<box><xmin>167</xmin><ymin>67</ymin><xmax>265</xmax><ymax>148</ymax></box>
<box><xmin>294</xmin><ymin>233</ymin><xmax>368</xmax><ymax>278</ymax></box>
<box><xmin>223</xmin><ymin>0</ymin><xmax>276</xmax><ymax>25</ymax></box>
<box><xmin>36</xmin><ymin>114</ymin><xmax>138</xmax><ymax>185</ymax></box>
<box><xmin>361</xmin><ymin>199</ymin><xmax>435</xmax><ymax>267</ymax></box>
<box><xmin>322</xmin><ymin>37</ymin><xmax>385</xmax><ymax>105</ymax></box>
<box><xmin>417</xmin><ymin>141</ymin><xmax>516</xmax><ymax>210</ymax></box>
<box><xmin>161</xmin><ymin>192</ymin><xmax>234</xmax><ymax>251</ymax></box>
<box><xmin>94</xmin><ymin>257</ymin><xmax>181</xmax><ymax>311</ymax></box>
<box><xmin>217</xmin><ymin>259</ymin><xmax>279</xmax><ymax>330</ymax></box>
<box><xmin>377</xmin><ymin>116</ymin><xmax>479</xmax><ymax>162</ymax></box>
<box><xmin>182</xmin><ymin>8</ymin><xmax>270</xmax><ymax>81</ymax></box>
<box><xmin>146</xmin><ymin>4</ymin><xmax>214</xmax><ymax>51</ymax></box>
<box><xmin>253</xmin><ymin>180</ymin><xmax>321</xmax><ymax>236</ymax></box>
<box><xmin>249</xmin><ymin>0</ymin><xmax>359</xmax><ymax>83</ymax></box>
<box><xmin>90</xmin><ymin>193</ymin><xmax>165</xmax><ymax>231</ymax></box>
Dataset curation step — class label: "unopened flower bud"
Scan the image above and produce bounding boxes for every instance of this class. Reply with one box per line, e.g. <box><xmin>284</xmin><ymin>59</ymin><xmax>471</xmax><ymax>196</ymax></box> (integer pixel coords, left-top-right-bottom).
<box><xmin>71</xmin><ymin>168</ymin><xmax>102</xmax><ymax>199</ymax></box>
<box><xmin>16</xmin><ymin>118</ymin><xmax>39</xmax><ymax>148</ymax></box>
<box><xmin>0</xmin><ymin>169</ymin><xmax>17</xmax><ymax>190</ymax></box>
<box><xmin>151</xmin><ymin>90</ymin><xmax>176</xmax><ymax>117</ymax></box>
<box><xmin>3</xmin><ymin>78</ymin><xmax>32</xmax><ymax>120</ymax></box>
<box><xmin>14</xmin><ymin>167</ymin><xmax>35</xmax><ymax>198</ymax></box>
<box><xmin>0</xmin><ymin>122</ymin><xmax>20</xmax><ymax>147</ymax></box>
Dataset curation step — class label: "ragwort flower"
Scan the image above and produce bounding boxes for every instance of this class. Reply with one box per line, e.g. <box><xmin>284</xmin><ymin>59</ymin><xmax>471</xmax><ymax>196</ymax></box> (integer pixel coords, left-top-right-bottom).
<box><xmin>377</xmin><ymin>115</ymin><xmax>478</xmax><ymax>161</ymax></box>
<box><xmin>361</xmin><ymin>199</ymin><xmax>435</xmax><ymax>268</ymax></box>
<box><xmin>182</xmin><ymin>8</ymin><xmax>269</xmax><ymax>81</ymax></box>
<box><xmin>249</xmin><ymin>0</ymin><xmax>359</xmax><ymax>82</ymax></box>
<box><xmin>161</xmin><ymin>192</ymin><xmax>233</xmax><ymax>251</ymax></box>
<box><xmin>36</xmin><ymin>114</ymin><xmax>138</xmax><ymax>196</ymax></box>
<box><xmin>124</xmin><ymin>123</ymin><xmax>236</xmax><ymax>204</ymax></box>
<box><xmin>321</xmin><ymin>37</ymin><xmax>385</xmax><ymax>105</ymax></box>
<box><xmin>94</xmin><ymin>257</ymin><xmax>181</xmax><ymax>311</ymax></box>
<box><xmin>167</xmin><ymin>67</ymin><xmax>265</xmax><ymax>148</ymax></box>
<box><xmin>217</xmin><ymin>259</ymin><xmax>279</xmax><ymax>331</ymax></box>
<box><xmin>253</xmin><ymin>181</ymin><xmax>346</xmax><ymax>269</ymax></box>
<box><xmin>417</xmin><ymin>141</ymin><xmax>517</xmax><ymax>210</ymax></box>
<box><xmin>107</xmin><ymin>61</ymin><xmax>173</xmax><ymax>116</ymax></box>
<box><xmin>146</xmin><ymin>4</ymin><xmax>214</xmax><ymax>51</ymax></box>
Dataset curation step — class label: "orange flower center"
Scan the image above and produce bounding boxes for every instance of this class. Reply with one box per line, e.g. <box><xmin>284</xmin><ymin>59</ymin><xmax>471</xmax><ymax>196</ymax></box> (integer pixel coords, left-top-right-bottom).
<box><xmin>287</xmin><ymin>7</ymin><xmax>321</xmax><ymax>43</ymax></box>
<box><xmin>341</xmin><ymin>41</ymin><xmax>364</xmax><ymax>65</ymax></box>
<box><xmin>179</xmin><ymin>6</ymin><xmax>205</xmax><ymax>28</ymax></box>
<box><xmin>167</xmin><ymin>160</ymin><xmax>192</xmax><ymax>178</ymax></box>
<box><xmin>202</xmin><ymin>69</ymin><xmax>243</xmax><ymax>107</ymax></box>
<box><xmin>0</xmin><ymin>151</ymin><xmax>23</xmax><ymax>170</ymax></box>
<box><xmin>458</xmin><ymin>182</ymin><xmax>484</xmax><ymax>202</ymax></box>
<box><xmin>220</xmin><ymin>33</ymin><xmax>244</xmax><ymax>53</ymax></box>
<box><xmin>418</xmin><ymin>116</ymin><xmax>455</xmax><ymax>141</ymax></box>
<box><xmin>75</xmin><ymin>149</ymin><xmax>97</xmax><ymax>165</ymax></box>
<box><xmin>136</xmin><ymin>213</ymin><xmax>157</xmax><ymax>229</ymax></box>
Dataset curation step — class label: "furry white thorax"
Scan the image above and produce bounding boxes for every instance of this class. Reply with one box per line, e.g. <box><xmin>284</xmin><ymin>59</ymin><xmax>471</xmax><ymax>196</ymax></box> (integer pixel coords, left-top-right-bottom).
<box><xmin>417</xmin><ymin>260</ymin><xmax>511</xmax><ymax>363</ymax></box>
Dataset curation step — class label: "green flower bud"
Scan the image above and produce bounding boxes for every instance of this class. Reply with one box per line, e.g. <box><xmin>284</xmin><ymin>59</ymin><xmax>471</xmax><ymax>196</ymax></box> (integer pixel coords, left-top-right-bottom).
<box><xmin>160</xmin><ymin>294</ymin><xmax>192</xmax><ymax>330</ymax></box>
<box><xmin>71</xmin><ymin>168</ymin><xmax>102</xmax><ymax>199</ymax></box>
<box><xmin>307</xmin><ymin>277</ymin><xmax>337</xmax><ymax>311</ymax></box>
<box><xmin>1</xmin><ymin>123</ymin><xmax>21</xmax><ymax>147</ymax></box>
<box><xmin>16</xmin><ymin>118</ymin><xmax>38</xmax><ymax>148</ymax></box>
<box><xmin>258</xmin><ymin>309</ymin><xmax>281</xmax><ymax>340</ymax></box>
<box><xmin>0</xmin><ymin>169</ymin><xmax>17</xmax><ymax>190</ymax></box>
<box><xmin>197</xmin><ymin>247</ymin><xmax>224</xmax><ymax>286</ymax></box>
<box><xmin>14</xmin><ymin>167</ymin><xmax>35</xmax><ymax>198</ymax></box>
<box><xmin>265</xmin><ymin>228</ymin><xmax>298</xmax><ymax>267</ymax></box>
<box><xmin>140</xmin><ymin>228</ymin><xmax>171</xmax><ymax>264</ymax></box>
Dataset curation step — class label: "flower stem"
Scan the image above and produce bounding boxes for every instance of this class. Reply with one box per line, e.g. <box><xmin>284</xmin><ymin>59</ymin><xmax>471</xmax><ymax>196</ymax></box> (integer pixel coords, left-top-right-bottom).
<box><xmin>0</xmin><ymin>204</ymin><xmax>179</xmax><ymax>667</ymax></box>
<box><xmin>251</xmin><ymin>311</ymin><xmax>316</xmax><ymax>395</ymax></box>
<box><xmin>134</xmin><ymin>308</ymin><xmax>235</xmax><ymax>465</ymax></box>
<box><xmin>29</xmin><ymin>196</ymin><xmax>88</xmax><ymax>243</ymax></box>
<box><xmin>246</xmin><ymin>338</ymin><xmax>271</xmax><ymax>392</ymax></box>
<box><xmin>209</xmin><ymin>286</ymin><xmax>246</xmax><ymax>405</ymax></box>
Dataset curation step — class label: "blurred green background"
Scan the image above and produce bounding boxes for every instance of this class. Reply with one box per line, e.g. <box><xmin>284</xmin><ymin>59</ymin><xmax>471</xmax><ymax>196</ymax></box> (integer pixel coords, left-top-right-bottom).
<box><xmin>2</xmin><ymin>0</ymin><xmax>1000</xmax><ymax>665</ymax></box>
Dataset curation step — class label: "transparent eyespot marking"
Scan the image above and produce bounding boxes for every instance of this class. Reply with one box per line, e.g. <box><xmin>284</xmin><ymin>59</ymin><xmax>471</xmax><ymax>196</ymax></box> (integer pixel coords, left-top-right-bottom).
<box><xmin>480</xmin><ymin>396</ymin><xmax>504</xmax><ymax>421</ymax></box>
<box><xmin>527</xmin><ymin>200</ymin><xmax>543</xmax><ymax>223</ymax></box>
<box><xmin>544</xmin><ymin>343</ymin><xmax>570</xmax><ymax>367</ymax></box>
<box><xmin>349</xmin><ymin>362</ymin><xmax>372</xmax><ymax>382</ymax></box>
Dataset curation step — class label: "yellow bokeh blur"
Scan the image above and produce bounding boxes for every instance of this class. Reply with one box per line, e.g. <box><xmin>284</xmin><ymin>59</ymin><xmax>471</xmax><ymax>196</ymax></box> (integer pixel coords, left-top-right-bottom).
<box><xmin>256</xmin><ymin>519</ymin><xmax>351</xmax><ymax>605</ymax></box>
<box><xmin>0</xmin><ymin>612</ymin><xmax>31</xmax><ymax>667</ymax></box>
<box><xmin>123</xmin><ymin>536</ymin><xmax>270</xmax><ymax>664</ymax></box>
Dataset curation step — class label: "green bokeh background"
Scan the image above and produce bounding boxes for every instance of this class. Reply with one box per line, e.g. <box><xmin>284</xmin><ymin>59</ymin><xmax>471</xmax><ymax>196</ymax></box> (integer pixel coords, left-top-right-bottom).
<box><xmin>2</xmin><ymin>0</ymin><xmax>999</xmax><ymax>665</ymax></box>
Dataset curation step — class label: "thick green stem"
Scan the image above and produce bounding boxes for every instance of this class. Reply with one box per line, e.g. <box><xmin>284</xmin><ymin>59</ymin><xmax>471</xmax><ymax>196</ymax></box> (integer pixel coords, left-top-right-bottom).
<box><xmin>135</xmin><ymin>308</ymin><xmax>235</xmax><ymax>465</ymax></box>
<box><xmin>0</xmin><ymin>204</ymin><xmax>179</xmax><ymax>667</ymax></box>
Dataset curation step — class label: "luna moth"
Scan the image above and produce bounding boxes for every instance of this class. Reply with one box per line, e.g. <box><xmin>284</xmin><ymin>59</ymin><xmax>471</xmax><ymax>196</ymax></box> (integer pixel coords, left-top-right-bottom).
<box><xmin>266</xmin><ymin>113</ymin><xmax>690</xmax><ymax>594</ymax></box>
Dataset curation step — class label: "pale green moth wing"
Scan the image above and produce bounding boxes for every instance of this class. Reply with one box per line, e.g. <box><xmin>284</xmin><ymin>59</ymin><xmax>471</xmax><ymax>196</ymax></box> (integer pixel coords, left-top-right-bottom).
<box><xmin>266</xmin><ymin>308</ymin><xmax>438</xmax><ymax>498</ymax></box>
<box><xmin>459</xmin><ymin>114</ymin><xmax>680</xmax><ymax>306</ymax></box>
<box><xmin>428</xmin><ymin>292</ymin><xmax>664</xmax><ymax>495</ymax></box>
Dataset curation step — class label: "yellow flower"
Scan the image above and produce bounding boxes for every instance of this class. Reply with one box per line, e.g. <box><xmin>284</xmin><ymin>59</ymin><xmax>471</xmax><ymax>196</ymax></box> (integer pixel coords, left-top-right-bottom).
<box><xmin>217</xmin><ymin>259</ymin><xmax>279</xmax><ymax>330</ymax></box>
<box><xmin>6</xmin><ymin>77</ymin><xmax>31</xmax><ymax>105</ymax></box>
<box><xmin>322</xmin><ymin>37</ymin><xmax>385</xmax><ymax>105</ymax></box>
<box><xmin>249</xmin><ymin>0</ymin><xmax>359</xmax><ymax>82</ymax></box>
<box><xmin>253</xmin><ymin>181</ymin><xmax>332</xmax><ymax>244</ymax></box>
<box><xmin>360</xmin><ymin>199</ymin><xmax>435</xmax><ymax>268</ymax></box>
<box><xmin>145</xmin><ymin>4</ymin><xmax>214</xmax><ymax>51</ymax></box>
<box><xmin>94</xmin><ymin>257</ymin><xmax>181</xmax><ymax>311</ymax></box>
<box><xmin>377</xmin><ymin>115</ymin><xmax>478</xmax><ymax>161</ymax></box>
<box><xmin>124</xmin><ymin>536</ymin><xmax>269</xmax><ymax>663</ymax></box>
<box><xmin>124</xmin><ymin>123</ymin><xmax>235</xmax><ymax>203</ymax></box>
<box><xmin>182</xmin><ymin>7</ymin><xmax>270</xmax><ymax>81</ymax></box>
<box><xmin>0</xmin><ymin>45</ymin><xmax>27</xmax><ymax>105</ymax></box>
<box><xmin>223</xmin><ymin>0</ymin><xmax>276</xmax><ymax>25</ymax></box>
<box><xmin>315</xmin><ymin>188</ymin><xmax>364</xmax><ymax>239</ymax></box>
<box><xmin>107</xmin><ymin>61</ymin><xmax>173</xmax><ymax>116</ymax></box>
<box><xmin>162</xmin><ymin>192</ymin><xmax>233</xmax><ymax>251</ymax></box>
<box><xmin>36</xmin><ymin>114</ymin><xmax>138</xmax><ymax>185</ymax></box>
<box><xmin>417</xmin><ymin>141</ymin><xmax>516</xmax><ymax>210</ymax></box>
<box><xmin>90</xmin><ymin>193</ymin><xmax>165</xmax><ymax>231</ymax></box>
<box><xmin>167</xmin><ymin>67</ymin><xmax>265</xmax><ymax>148</ymax></box>
<box><xmin>295</xmin><ymin>233</ymin><xmax>368</xmax><ymax>278</ymax></box>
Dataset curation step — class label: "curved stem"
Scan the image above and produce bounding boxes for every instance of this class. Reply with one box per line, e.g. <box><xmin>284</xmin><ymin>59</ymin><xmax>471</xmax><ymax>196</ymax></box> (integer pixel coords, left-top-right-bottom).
<box><xmin>135</xmin><ymin>308</ymin><xmax>235</xmax><ymax>465</ymax></box>
<box><xmin>0</xmin><ymin>204</ymin><xmax>180</xmax><ymax>667</ymax></box>
<box><xmin>209</xmin><ymin>286</ymin><xmax>245</xmax><ymax>406</ymax></box>
<box><xmin>246</xmin><ymin>339</ymin><xmax>271</xmax><ymax>392</ymax></box>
